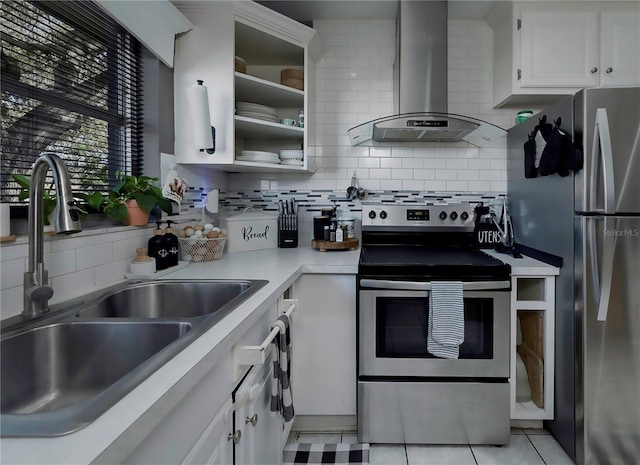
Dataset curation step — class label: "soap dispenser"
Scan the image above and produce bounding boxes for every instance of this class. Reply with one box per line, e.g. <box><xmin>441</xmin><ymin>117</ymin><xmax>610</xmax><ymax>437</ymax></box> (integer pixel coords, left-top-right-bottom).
<box><xmin>148</xmin><ymin>221</ymin><xmax>168</xmax><ymax>271</ymax></box>
<box><xmin>163</xmin><ymin>220</ymin><xmax>180</xmax><ymax>267</ymax></box>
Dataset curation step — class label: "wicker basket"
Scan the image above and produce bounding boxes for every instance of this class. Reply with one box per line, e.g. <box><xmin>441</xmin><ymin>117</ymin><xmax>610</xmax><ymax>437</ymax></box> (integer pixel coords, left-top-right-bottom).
<box><xmin>178</xmin><ymin>237</ymin><xmax>227</xmax><ymax>262</ymax></box>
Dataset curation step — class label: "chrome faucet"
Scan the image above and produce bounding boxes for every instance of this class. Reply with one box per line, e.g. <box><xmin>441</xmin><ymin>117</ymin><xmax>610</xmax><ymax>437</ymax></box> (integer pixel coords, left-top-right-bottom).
<box><xmin>23</xmin><ymin>153</ymin><xmax>82</xmax><ymax>318</ymax></box>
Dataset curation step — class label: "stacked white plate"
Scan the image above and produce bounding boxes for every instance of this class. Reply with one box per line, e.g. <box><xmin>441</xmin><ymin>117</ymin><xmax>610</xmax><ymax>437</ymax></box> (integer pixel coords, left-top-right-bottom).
<box><xmin>236</xmin><ymin>102</ymin><xmax>278</xmax><ymax>123</ymax></box>
<box><xmin>279</xmin><ymin>149</ymin><xmax>304</xmax><ymax>166</ymax></box>
<box><xmin>280</xmin><ymin>159</ymin><xmax>304</xmax><ymax>166</ymax></box>
<box><xmin>236</xmin><ymin>150</ymin><xmax>280</xmax><ymax>164</ymax></box>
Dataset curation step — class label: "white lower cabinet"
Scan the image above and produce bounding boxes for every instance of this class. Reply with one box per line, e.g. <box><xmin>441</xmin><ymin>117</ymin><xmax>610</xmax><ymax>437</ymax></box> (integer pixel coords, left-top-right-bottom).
<box><xmin>291</xmin><ymin>274</ymin><xmax>356</xmax><ymax>420</ymax></box>
<box><xmin>121</xmin><ymin>355</ymin><xmax>234</xmax><ymax>465</ymax></box>
<box><xmin>120</xmin><ymin>296</ymin><xmax>288</xmax><ymax>465</ymax></box>
<box><xmin>181</xmin><ymin>397</ymin><xmax>234</xmax><ymax>465</ymax></box>
<box><xmin>234</xmin><ymin>349</ymin><xmax>283</xmax><ymax>465</ymax></box>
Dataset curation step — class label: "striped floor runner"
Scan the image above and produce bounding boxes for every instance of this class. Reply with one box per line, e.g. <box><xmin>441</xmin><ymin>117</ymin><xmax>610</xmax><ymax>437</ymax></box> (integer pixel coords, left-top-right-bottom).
<box><xmin>283</xmin><ymin>443</ymin><xmax>369</xmax><ymax>465</ymax></box>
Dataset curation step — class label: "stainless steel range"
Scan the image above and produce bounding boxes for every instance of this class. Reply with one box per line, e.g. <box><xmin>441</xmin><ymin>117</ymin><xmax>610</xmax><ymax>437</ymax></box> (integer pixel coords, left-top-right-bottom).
<box><xmin>357</xmin><ymin>203</ymin><xmax>511</xmax><ymax>445</ymax></box>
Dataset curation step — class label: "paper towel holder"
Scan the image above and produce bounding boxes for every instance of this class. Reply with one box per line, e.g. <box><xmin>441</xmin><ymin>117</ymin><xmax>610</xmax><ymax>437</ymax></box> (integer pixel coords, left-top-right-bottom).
<box><xmin>197</xmin><ymin>80</ymin><xmax>215</xmax><ymax>154</ymax></box>
<box><xmin>192</xmin><ymin>80</ymin><xmax>216</xmax><ymax>154</ymax></box>
<box><xmin>202</xmin><ymin>126</ymin><xmax>215</xmax><ymax>154</ymax></box>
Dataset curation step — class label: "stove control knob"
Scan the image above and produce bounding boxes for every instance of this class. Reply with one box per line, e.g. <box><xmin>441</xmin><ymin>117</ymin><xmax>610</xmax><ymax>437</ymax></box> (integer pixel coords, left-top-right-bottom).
<box><xmin>460</xmin><ymin>211</ymin><xmax>469</xmax><ymax>221</ymax></box>
<box><xmin>379</xmin><ymin>210</ymin><xmax>388</xmax><ymax>219</ymax></box>
<box><xmin>439</xmin><ymin>211</ymin><xmax>448</xmax><ymax>220</ymax></box>
<box><xmin>450</xmin><ymin>211</ymin><xmax>458</xmax><ymax>220</ymax></box>
<box><xmin>368</xmin><ymin>210</ymin><xmax>376</xmax><ymax>219</ymax></box>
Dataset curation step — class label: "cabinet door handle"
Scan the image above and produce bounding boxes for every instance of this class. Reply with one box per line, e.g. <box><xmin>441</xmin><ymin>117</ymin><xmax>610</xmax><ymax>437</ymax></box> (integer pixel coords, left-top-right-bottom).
<box><xmin>606</xmin><ymin>67</ymin><xmax>613</xmax><ymax>74</ymax></box>
<box><xmin>245</xmin><ymin>413</ymin><xmax>259</xmax><ymax>426</ymax></box>
<box><xmin>227</xmin><ymin>430</ymin><xmax>242</xmax><ymax>444</ymax></box>
<box><xmin>590</xmin><ymin>67</ymin><xmax>598</xmax><ymax>74</ymax></box>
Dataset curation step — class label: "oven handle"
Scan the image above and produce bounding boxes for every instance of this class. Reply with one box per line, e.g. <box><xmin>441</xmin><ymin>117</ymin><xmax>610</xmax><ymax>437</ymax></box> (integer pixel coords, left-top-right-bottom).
<box><xmin>359</xmin><ymin>279</ymin><xmax>511</xmax><ymax>291</ymax></box>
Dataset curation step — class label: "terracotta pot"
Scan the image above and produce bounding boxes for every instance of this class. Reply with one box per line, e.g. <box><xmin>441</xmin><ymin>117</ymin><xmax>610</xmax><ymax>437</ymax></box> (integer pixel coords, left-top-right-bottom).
<box><xmin>124</xmin><ymin>199</ymin><xmax>150</xmax><ymax>226</ymax></box>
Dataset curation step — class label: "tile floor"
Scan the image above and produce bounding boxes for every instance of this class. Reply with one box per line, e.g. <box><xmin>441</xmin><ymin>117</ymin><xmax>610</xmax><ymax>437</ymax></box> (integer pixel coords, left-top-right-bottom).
<box><xmin>286</xmin><ymin>429</ymin><xmax>575</xmax><ymax>465</ymax></box>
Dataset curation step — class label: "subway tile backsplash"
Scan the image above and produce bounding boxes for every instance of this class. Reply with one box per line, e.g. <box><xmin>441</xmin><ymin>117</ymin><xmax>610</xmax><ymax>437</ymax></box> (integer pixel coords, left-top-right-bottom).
<box><xmin>0</xmin><ymin>226</ymin><xmax>153</xmax><ymax>320</ymax></box>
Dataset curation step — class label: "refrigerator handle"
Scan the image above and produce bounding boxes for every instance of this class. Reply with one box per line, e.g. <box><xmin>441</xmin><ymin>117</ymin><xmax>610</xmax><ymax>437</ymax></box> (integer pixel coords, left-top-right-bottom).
<box><xmin>590</xmin><ymin>217</ymin><xmax>617</xmax><ymax>322</ymax></box>
<box><xmin>597</xmin><ymin>217</ymin><xmax>617</xmax><ymax>322</ymax></box>
<box><xmin>588</xmin><ymin>217</ymin><xmax>600</xmax><ymax>308</ymax></box>
<box><xmin>590</xmin><ymin>108</ymin><xmax>616</xmax><ymax>214</ymax></box>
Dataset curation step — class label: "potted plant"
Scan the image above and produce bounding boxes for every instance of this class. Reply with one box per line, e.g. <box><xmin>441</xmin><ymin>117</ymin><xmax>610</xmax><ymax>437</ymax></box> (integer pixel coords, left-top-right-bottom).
<box><xmin>81</xmin><ymin>171</ymin><xmax>172</xmax><ymax>226</ymax></box>
<box><xmin>11</xmin><ymin>173</ymin><xmax>64</xmax><ymax>228</ymax></box>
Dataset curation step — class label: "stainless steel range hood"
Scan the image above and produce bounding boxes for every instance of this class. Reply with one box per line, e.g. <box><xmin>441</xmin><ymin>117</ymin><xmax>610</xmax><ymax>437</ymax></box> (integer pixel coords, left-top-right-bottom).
<box><xmin>348</xmin><ymin>1</ymin><xmax>506</xmax><ymax>147</ymax></box>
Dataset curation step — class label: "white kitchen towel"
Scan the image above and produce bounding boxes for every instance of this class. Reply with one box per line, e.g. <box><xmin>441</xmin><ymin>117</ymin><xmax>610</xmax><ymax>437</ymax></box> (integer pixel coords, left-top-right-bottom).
<box><xmin>427</xmin><ymin>281</ymin><xmax>464</xmax><ymax>359</ymax></box>
<box><xmin>270</xmin><ymin>314</ymin><xmax>294</xmax><ymax>422</ymax></box>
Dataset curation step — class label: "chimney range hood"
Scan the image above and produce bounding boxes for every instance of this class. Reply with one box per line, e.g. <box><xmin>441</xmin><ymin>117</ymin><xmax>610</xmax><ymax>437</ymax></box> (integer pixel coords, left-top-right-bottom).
<box><xmin>348</xmin><ymin>1</ymin><xmax>506</xmax><ymax>147</ymax></box>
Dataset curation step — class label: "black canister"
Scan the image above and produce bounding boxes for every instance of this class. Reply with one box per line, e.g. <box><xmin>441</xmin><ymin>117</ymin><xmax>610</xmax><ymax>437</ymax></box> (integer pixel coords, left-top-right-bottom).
<box><xmin>313</xmin><ymin>215</ymin><xmax>331</xmax><ymax>240</ymax></box>
<box><xmin>473</xmin><ymin>203</ymin><xmax>501</xmax><ymax>249</ymax></box>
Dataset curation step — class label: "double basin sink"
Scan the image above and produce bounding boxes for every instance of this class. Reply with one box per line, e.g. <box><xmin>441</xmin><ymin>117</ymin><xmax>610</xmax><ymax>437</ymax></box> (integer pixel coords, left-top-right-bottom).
<box><xmin>0</xmin><ymin>279</ymin><xmax>268</xmax><ymax>437</ymax></box>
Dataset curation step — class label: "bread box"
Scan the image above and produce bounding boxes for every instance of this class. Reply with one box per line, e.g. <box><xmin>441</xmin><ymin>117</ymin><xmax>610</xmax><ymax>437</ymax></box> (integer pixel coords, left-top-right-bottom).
<box><xmin>220</xmin><ymin>210</ymin><xmax>277</xmax><ymax>253</ymax></box>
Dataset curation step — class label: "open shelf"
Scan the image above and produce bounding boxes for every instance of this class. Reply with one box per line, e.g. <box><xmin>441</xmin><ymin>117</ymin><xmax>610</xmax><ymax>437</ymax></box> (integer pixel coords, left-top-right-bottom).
<box><xmin>514</xmin><ymin>401</ymin><xmax>548</xmax><ymax>420</ymax></box>
<box><xmin>511</xmin><ymin>275</ymin><xmax>555</xmax><ymax>421</ymax></box>
<box><xmin>235</xmin><ymin>116</ymin><xmax>304</xmax><ymax>139</ymax></box>
<box><xmin>235</xmin><ymin>72</ymin><xmax>304</xmax><ymax>108</ymax></box>
<box><xmin>226</xmin><ymin>160</ymin><xmax>309</xmax><ymax>173</ymax></box>
<box><xmin>517</xmin><ymin>277</ymin><xmax>547</xmax><ymax>301</ymax></box>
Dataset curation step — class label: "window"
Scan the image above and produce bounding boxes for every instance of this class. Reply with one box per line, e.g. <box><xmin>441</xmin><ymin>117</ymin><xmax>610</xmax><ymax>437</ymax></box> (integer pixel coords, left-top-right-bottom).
<box><xmin>0</xmin><ymin>0</ymin><xmax>143</xmax><ymax>204</ymax></box>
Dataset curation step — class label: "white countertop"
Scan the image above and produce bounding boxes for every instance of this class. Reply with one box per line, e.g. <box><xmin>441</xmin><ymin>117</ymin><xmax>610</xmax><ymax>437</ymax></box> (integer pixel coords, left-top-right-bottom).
<box><xmin>1</xmin><ymin>245</ymin><xmax>558</xmax><ymax>464</ymax></box>
<box><xmin>483</xmin><ymin>249</ymin><xmax>560</xmax><ymax>276</ymax></box>
<box><xmin>0</xmin><ymin>245</ymin><xmax>360</xmax><ymax>465</ymax></box>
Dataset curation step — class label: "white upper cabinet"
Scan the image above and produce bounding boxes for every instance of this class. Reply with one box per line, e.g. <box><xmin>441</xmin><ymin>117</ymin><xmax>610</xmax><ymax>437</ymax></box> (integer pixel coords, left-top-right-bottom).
<box><xmin>173</xmin><ymin>0</ymin><xmax>321</xmax><ymax>172</ymax></box>
<box><xmin>488</xmin><ymin>1</ymin><xmax>640</xmax><ymax>108</ymax></box>
<box><xmin>600</xmin><ymin>11</ymin><xmax>640</xmax><ymax>86</ymax></box>
<box><xmin>519</xmin><ymin>10</ymin><xmax>598</xmax><ymax>89</ymax></box>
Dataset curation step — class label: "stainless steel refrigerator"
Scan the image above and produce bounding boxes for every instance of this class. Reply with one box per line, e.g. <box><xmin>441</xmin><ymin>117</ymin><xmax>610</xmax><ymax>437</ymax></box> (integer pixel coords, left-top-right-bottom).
<box><xmin>507</xmin><ymin>87</ymin><xmax>640</xmax><ymax>465</ymax></box>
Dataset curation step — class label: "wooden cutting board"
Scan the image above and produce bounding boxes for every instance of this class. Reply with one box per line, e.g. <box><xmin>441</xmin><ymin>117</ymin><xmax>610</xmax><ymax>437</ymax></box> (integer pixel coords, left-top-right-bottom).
<box><xmin>517</xmin><ymin>343</ymin><xmax>544</xmax><ymax>408</ymax></box>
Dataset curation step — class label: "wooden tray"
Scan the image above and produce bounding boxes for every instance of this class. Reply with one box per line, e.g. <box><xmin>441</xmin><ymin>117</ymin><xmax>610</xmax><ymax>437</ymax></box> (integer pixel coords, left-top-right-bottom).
<box><xmin>312</xmin><ymin>238</ymin><xmax>359</xmax><ymax>252</ymax></box>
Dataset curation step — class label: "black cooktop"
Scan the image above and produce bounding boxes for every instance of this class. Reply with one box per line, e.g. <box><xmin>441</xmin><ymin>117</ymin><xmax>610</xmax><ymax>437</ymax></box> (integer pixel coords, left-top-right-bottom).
<box><xmin>358</xmin><ymin>244</ymin><xmax>510</xmax><ymax>281</ymax></box>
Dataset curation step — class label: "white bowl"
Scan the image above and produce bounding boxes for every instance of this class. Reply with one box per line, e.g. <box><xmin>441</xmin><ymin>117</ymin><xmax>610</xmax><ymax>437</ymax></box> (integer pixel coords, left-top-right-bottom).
<box><xmin>279</xmin><ymin>149</ymin><xmax>303</xmax><ymax>160</ymax></box>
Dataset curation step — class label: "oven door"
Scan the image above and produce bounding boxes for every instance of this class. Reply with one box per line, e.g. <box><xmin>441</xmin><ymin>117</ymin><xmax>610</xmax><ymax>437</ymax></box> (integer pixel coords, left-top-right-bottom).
<box><xmin>358</xmin><ymin>279</ymin><xmax>510</xmax><ymax>378</ymax></box>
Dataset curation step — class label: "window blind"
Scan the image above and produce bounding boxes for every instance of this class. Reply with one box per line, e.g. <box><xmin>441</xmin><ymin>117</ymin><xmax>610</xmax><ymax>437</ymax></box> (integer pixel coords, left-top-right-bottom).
<box><xmin>0</xmin><ymin>0</ymin><xmax>143</xmax><ymax>204</ymax></box>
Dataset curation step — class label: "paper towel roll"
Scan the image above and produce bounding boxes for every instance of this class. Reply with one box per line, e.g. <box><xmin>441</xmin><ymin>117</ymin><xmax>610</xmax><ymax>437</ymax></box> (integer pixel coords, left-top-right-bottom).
<box><xmin>186</xmin><ymin>80</ymin><xmax>214</xmax><ymax>153</ymax></box>
<box><xmin>205</xmin><ymin>189</ymin><xmax>219</xmax><ymax>214</ymax></box>
<box><xmin>0</xmin><ymin>203</ymin><xmax>10</xmax><ymax>237</ymax></box>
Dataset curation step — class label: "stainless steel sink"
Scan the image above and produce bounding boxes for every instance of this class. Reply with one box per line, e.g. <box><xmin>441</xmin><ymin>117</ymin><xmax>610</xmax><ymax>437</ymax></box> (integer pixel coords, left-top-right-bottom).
<box><xmin>1</xmin><ymin>321</ymin><xmax>191</xmax><ymax>436</ymax></box>
<box><xmin>0</xmin><ymin>279</ymin><xmax>268</xmax><ymax>437</ymax></box>
<box><xmin>77</xmin><ymin>280</ymin><xmax>254</xmax><ymax>319</ymax></box>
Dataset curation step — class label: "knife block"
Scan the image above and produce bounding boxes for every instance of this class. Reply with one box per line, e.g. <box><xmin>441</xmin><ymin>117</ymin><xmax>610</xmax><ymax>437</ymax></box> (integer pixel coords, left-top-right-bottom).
<box><xmin>278</xmin><ymin>216</ymin><xmax>298</xmax><ymax>248</ymax></box>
